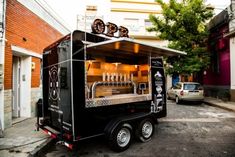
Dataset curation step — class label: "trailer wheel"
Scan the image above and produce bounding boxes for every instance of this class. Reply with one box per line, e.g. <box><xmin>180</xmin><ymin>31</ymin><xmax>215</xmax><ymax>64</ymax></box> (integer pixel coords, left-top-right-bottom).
<box><xmin>135</xmin><ymin>118</ymin><xmax>154</xmax><ymax>142</ymax></box>
<box><xmin>109</xmin><ymin>123</ymin><xmax>132</xmax><ymax>152</ymax></box>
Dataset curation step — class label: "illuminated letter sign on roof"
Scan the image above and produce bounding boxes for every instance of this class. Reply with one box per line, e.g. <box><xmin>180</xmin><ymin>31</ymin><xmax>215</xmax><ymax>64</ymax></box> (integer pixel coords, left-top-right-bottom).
<box><xmin>91</xmin><ymin>19</ymin><xmax>105</xmax><ymax>34</ymax></box>
<box><xmin>106</xmin><ymin>22</ymin><xmax>118</xmax><ymax>37</ymax></box>
<box><xmin>119</xmin><ymin>26</ymin><xmax>129</xmax><ymax>38</ymax></box>
<box><xmin>91</xmin><ymin>19</ymin><xmax>129</xmax><ymax>38</ymax></box>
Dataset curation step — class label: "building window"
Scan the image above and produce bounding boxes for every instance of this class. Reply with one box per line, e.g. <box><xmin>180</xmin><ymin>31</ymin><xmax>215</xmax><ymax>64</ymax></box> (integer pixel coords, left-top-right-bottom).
<box><xmin>123</xmin><ymin>18</ymin><xmax>140</xmax><ymax>32</ymax></box>
<box><xmin>144</xmin><ymin>19</ymin><xmax>152</xmax><ymax>27</ymax></box>
<box><xmin>86</xmin><ymin>5</ymin><xmax>97</xmax><ymax>12</ymax></box>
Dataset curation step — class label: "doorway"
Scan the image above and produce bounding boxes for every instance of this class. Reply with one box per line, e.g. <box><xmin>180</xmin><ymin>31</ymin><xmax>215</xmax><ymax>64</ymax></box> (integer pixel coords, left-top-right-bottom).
<box><xmin>12</xmin><ymin>56</ymin><xmax>21</xmax><ymax>118</ymax></box>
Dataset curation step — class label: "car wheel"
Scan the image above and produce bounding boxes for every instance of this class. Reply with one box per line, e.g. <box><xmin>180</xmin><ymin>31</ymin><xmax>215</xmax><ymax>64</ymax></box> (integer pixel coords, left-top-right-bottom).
<box><xmin>135</xmin><ymin>118</ymin><xmax>154</xmax><ymax>142</ymax></box>
<box><xmin>175</xmin><ymin>96</ymin><xmax>180</xmax><ymax>104</ymax></box>
<box><xmin>109</xmin><ymin>123</ymin><xmax>132</xmax><ymax>152</ymax></box>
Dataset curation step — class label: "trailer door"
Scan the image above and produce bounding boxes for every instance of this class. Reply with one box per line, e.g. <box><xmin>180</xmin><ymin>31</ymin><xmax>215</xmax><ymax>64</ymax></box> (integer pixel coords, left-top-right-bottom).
<box><xmin>43</xmin><ymin>36</ymin><xmax>73</xmax><ymax>133</ymax></box>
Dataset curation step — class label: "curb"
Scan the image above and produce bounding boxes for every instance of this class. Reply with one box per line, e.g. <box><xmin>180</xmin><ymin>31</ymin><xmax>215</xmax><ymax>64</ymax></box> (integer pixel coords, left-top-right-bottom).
<box><xmin>28</xmin><ymin>138</ymin><xmax>55</xmax><ymax>157</ymax></box>
<box><xmin>204</xmin><ymin>101</ymin><xmax>235</xmax><ymax>113</ymax></box>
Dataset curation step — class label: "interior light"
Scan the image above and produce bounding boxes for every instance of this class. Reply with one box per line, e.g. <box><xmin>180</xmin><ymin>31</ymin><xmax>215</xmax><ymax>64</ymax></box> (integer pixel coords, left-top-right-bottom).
<box><xmin>134</xmin><ymin>44</ymin><xmax>139</xmax><ymax>53</ymax></box>
<box><xmin>115</xmin><ymin>42</ymin><xmax>120</xmax><ymax>49</ymax></box>
<box><xmin>112</xmin><ymin>62</ymin><xmax>121</xmax><ymax>67</ymax></box>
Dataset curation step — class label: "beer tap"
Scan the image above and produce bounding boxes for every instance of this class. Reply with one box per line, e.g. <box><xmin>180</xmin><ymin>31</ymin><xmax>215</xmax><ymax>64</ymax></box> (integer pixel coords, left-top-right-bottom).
<box><xmin>124</xmin><ymin>74</ymin><xmax>127</xmax><ymax>86</ymax></box>
<box><xmin>110</xmin><ymin>73</ymin><xmax>114</xmax><ymax>86</ymax></box>
<box><xmin>106</xmin><ymin>72</ymin><xmax>110</xmax><ymax>86</ymax></box>
<box><xmin>102</xmin><ymin>72</ymin><xmax>105</xmax><ymax>82</ymax></box>
<box><xmin>116</xmin><ymin>73</ymin><xmax>119</xmax><ymax>86</ymax></box>
<box><xmin>119</xmin><ymin>73</ymin><xmax>122</xmax><ymax>86</ymax></box>
<box><xmin>131</xmin><ymin>73</ymin><xmax>133</xmax><ymax>82</ymax></box>
<box><xmin>127</xmin><ymin>74</ymin><xmax>130</xmax><ymax>87</ymax></box>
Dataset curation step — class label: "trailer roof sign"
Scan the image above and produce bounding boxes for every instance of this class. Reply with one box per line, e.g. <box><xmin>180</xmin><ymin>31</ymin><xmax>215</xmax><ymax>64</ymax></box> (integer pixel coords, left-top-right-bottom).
<box><xmin>91</xmin><ymin>19</ymin><xmax>129</xmax><ymax>38</ymax></box>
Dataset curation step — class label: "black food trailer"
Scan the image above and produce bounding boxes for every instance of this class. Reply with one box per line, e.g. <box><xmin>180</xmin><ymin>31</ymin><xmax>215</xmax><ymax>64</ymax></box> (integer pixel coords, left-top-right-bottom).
<box><xmin>37</xmin><ymin>30</ymin><xmax>186</xmax><ymax>151</ymax></box>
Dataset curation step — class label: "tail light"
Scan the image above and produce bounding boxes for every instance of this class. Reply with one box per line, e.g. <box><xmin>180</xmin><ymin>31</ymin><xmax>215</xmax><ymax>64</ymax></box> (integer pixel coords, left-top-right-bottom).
<box><xmin>180</xmin><ymin>90</ymin><xmax>184</xmax><ymax>96</ymax></box>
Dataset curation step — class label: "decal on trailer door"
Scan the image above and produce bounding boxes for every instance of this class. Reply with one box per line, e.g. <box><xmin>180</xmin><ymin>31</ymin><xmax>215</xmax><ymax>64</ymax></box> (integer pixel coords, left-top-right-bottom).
<box><xmin>49</xmin><ymin>66</ymin><xmax>60</xmax><ymax>102</ymax></box>
<box><xmin>48</xmin><ymin>65</ymin><xmax>63</xmax><ymax>114</ymax></box>
<box><xmin>151</xmin><ymin>58</ymin><xmax>166</xmax><ymax>113</ymax></box>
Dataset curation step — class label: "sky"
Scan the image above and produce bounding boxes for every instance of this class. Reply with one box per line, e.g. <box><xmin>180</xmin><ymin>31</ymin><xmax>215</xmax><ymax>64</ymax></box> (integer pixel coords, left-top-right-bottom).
<box><xmin>38</xmin><ymin>0</ymin><xmax>231</xmax><ymax>30</ymax></box>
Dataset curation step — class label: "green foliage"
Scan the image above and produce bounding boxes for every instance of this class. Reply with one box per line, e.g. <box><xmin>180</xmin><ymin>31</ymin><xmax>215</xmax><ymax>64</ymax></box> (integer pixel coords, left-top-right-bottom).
<box><xmin>148</xmin><ymin>0</ymin><xmax>213</xmax><ymax>76</ymax></box>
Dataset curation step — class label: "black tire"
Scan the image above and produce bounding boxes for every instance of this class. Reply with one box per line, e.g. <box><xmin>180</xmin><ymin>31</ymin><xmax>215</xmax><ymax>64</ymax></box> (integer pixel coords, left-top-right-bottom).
<box><xmin>175</xmin><ymin>96</ymin><xmax>180</xmax><ymax>104</ymax></box>
<box><xmin>109</xmin><ymin>123</ymin><xmax>132</xmax><ymax>152</ymax></box>
<box><xmin>135</xmin><ymin>118</ymin><xmax>155</xmax><ymax>142</ymax></box>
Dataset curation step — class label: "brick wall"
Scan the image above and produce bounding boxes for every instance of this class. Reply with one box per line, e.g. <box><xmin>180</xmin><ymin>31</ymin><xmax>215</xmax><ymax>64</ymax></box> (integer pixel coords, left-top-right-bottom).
<box><xmin>4</xmin><ymin>45</ymin><xmax>12</xmax><ymax>90</ymax></box>
<box><xmin>4</xmin><ymin>0</ymin><xmax>63</xmax><ymax>89</ymax></box>
<box><xmin>32</xmin><ymin>57</ymin><xmax>41</xmax><ymax>87</ymax></box>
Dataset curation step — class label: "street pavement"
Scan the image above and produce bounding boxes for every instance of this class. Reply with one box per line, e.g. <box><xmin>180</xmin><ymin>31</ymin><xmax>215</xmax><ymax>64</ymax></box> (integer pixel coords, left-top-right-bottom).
<box><xmin>0</xmin><ymin>118</ymin><xmax>50</xmax><ymax>157</ymax></box>
<box><xmin>204</xmin><ymin>97</ymin><xmax>235</xmax><ymax>112</ymax></box>
<box><xmin>0</xmin><ymin>98</ymin><xmax>235</xmax><ymax>157</ymax></box>
<box><xmin>43</xmin><ymin>100</ymin><xmax>235</xmax><ymax>157</ymax></box>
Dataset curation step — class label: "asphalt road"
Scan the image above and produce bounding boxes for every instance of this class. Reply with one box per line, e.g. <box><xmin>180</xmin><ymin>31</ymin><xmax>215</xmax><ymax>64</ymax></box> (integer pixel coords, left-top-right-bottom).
<box><xmin>43</xmin><ymin>101</ymin><xmax>235</xmax><ymax>157</ymax></box>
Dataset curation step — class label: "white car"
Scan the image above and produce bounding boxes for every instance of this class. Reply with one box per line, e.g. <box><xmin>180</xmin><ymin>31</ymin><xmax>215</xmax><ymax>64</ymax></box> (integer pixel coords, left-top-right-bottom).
<box><xmin>167</xmin><ymin>82</ymin><xmax>204</xmax><ymax>104</ymax></box>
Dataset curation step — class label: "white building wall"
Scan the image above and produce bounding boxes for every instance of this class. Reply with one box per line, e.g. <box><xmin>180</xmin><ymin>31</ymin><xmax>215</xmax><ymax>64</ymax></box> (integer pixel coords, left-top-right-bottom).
<box><xmin>228</xmin><ymin>3</ymin><xmax>235</xmax><ymax>101</ymax></box>
<box><xmin>230</xmin><ymin>41</ymin><xmax>235</xmax><ymax>101</ymax></box>
<box><xmin>108</xmin><ymin>4</ymin><xmax>161</xmax><ymax>37</ymax></box>
<box><xmin>110</xmin><ymin>2</ymin><xmax>162</xmax><ymax>11</ymax></box>
<box><xmin>230</xmin><ymin>39</ymin><xmax>235</xmax><ymax>90</ymax></box>
<box><xmin>229</xmin><ymin>4</ymin><xmax>235</xmax><ymax>91</ymax></box>
<box><xmin>76</xmin><ymin>0</ymin><xmax>164</xmax><ymax>45</ymax></box>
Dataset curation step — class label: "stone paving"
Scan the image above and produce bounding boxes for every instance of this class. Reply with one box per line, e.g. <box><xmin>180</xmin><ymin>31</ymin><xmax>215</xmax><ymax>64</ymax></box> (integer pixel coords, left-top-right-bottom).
<box><xmin>0</xmin><ymin>118</ymin><xmax>49</xmax><ymax>157</ymax></box>
<box><xmin>204</xmin><ymin>97</ymin><xmax>235</xmax><ymax>112</ymax></box>
<box><xmin>0</xmin><ymin>97</ymin><xmax>234</xmax><ymax>157</ymax></box>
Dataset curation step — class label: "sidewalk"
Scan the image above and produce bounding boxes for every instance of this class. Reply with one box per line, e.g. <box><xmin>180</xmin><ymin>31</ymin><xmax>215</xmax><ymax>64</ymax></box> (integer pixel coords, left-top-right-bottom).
<box><xmin>0</xmin><ymin>118</ymin><xmax>51</xmax><ymax>157</ymax></box>
<box><xmin>204</xmin><ymin>97</ymin><xmax>235</xmax><ymax>112</ymax></box>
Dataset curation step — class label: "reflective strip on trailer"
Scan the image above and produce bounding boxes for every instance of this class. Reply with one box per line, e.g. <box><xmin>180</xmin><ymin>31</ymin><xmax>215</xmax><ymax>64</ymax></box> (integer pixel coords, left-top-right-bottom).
<box><xmin>64</xmin><ymin>142</ymin><xmax>73</xmax><ymax>150</ymax></box>
<box><xmin>43</xmin><ymin>129</ymin><xmax>57</xmax><ymax>139</ymax></box>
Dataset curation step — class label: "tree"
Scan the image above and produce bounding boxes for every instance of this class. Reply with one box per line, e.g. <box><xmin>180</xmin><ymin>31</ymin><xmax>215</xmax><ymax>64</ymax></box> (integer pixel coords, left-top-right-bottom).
<box><xmin>147</xmin><ymin>0</ymin><xmax>213</xmax><ymax>81</ymax></box>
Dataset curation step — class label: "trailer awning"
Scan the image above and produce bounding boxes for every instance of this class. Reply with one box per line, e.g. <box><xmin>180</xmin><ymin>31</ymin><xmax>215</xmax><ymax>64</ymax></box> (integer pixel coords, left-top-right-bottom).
<box><xmin>86</xmin><ymin>38</ymin><xmax>186</xmax><ymax>57</ymax></box>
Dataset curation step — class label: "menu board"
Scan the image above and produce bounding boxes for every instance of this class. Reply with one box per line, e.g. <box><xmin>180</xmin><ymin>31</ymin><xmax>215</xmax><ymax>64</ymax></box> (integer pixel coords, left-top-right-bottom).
<box><xmin>151</xmin><ymin>58</ymin><xmax>166</xmax><ymax>113</ymax></box>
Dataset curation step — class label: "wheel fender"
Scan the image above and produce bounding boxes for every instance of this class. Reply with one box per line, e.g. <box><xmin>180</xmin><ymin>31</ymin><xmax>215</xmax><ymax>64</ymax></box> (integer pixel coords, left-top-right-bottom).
<box><xmin>122</xmin><ymin>123</ymin><xmax>132</xmax><ymax>130</ymax></box>
<box><xmin>105</xmin><ymin>120</ymin><xmax>132</xmax><ymax>140</ymax></box>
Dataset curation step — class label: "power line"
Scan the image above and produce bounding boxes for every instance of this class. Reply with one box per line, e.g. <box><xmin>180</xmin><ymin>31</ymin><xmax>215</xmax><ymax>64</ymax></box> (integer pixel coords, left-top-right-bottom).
<box><xmin>34</xmin><ymin>0</ymin><xmax>72</xmax><ymax>31</ymax></box>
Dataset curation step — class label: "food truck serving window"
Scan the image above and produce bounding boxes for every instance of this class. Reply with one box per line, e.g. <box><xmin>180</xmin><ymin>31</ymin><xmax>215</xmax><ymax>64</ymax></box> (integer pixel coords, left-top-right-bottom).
<box><xmin>84</xmin><ymin>40</ymin><xmax>155</xmax><ymax>108</ymax></box>
<box><xmin>85</xmin><ymin>57</ymin><xmax>151</xmax><ymax>107</ymax></box>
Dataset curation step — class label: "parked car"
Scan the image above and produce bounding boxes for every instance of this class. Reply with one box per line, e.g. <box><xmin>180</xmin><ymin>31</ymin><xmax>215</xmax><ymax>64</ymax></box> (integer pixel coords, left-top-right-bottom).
<box><xmin>167</xmin><ymin>82</ymin><xmax>204</xmax><ymax>104</ymax></box>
